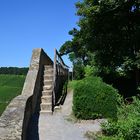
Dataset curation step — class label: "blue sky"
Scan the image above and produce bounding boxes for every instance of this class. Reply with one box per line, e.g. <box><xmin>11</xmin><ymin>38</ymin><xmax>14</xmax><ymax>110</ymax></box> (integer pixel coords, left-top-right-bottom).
<box><xmin>0</xmin><ymin>0</ymin><xmax>79</xmax><ymax>67</ymax></box>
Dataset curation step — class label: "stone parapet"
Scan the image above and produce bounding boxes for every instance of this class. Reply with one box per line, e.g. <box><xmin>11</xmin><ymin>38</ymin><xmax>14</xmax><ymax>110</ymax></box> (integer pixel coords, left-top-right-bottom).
<box><xmin>0</xmin><ymin>48</ymin><xmax>53</xmax><ymax>140</ymax></box>
<box><xmin>0</xmin><ymin>95</ymin><xmax>28</xmax><ymax>140</ymax></box>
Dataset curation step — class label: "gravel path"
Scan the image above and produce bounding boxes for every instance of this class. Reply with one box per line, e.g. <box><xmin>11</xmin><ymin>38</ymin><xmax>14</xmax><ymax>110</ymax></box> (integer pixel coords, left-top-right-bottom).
<box><xmin>39</xmin><ymin>90</ymin><xmax>103</xmax><ymax>140</ymax></box>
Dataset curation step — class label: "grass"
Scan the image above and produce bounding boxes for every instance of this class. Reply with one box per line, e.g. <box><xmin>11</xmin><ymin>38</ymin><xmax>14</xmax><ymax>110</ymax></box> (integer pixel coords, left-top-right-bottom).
<box><xmin>0</xmin><ymin>74</ymin><xmax>26</xmax><ymax>115</ymax></box>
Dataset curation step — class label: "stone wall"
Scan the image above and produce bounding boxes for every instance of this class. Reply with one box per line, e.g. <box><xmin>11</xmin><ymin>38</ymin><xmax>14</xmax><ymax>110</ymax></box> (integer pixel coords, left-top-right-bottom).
<box><xmin>0</xmin><ymin>48</ymin><xmax>53</xmax><ymax>140</ymax></box>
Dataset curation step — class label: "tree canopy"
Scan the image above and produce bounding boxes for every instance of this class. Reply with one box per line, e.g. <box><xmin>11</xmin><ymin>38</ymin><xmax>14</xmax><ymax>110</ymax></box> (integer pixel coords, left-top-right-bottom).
<box><xmin>60</xmin><ymin>0</ymin><xmax>140</xmax><ymax>77</ymax></box>
<box><xmin>0</xmin><ymin>67</ymin><xmax>28</xmax><ymax>75</ymax></box>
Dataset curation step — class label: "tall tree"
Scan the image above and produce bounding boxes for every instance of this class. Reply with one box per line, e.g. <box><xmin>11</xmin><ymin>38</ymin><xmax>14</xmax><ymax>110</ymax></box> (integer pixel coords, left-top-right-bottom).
<box><xmin>60</xmin><ymin>0</ymin><xmax>140</xmax><ymax>83</ymax></box>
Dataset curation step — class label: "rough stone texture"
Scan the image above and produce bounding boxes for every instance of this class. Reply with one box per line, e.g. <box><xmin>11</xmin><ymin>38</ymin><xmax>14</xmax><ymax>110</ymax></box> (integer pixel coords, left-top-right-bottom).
<box><xmin>0</xmin><ymin>95</ymin><xmax>28</xmax><ymax>140</ymax></box>
<box><xmin>0</xmin><ymin>48</ymin><xmax>53</xmax><ymax>140</ymax></box>
<box><xmin>22</xmin><ymin>49</ymin><xmax>53</xmax><ymax>140</ymax></box>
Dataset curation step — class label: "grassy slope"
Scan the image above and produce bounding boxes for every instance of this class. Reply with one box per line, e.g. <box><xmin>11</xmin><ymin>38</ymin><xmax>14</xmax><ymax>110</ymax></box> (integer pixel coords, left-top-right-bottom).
<box><xmin>0</xmin><ymin>74</ymin><xmax>25</xmax><ymax>115</ymax></box>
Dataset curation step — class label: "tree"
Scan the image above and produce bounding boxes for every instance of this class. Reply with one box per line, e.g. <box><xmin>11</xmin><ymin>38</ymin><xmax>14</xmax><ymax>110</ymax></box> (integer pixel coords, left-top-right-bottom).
<box><xmin>0</xmin><ymin>67</ymin><xmax>28</xmax><ymax>75</ymax></box>
<box><xmin>59</xmin><ymin>0</ymin><xmax>140</xmax><ymax>89</ymax></box>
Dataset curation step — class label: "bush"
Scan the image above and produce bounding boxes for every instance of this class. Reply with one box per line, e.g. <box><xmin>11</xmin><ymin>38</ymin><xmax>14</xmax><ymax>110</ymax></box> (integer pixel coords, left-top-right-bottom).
<box><xmin>101</xmin><ymin>97</ymin><xmax>140</xmax><ymax>140</ymax></box>
<box><xmin>73</xmin><ymin>77</ymin><xmax>120</xmax><ymax>119</ymax></box>
<box><xmin>84</xmin><ymin>65</ymin><xmax>94</xmax><ymax>77</ymax></box>
<box><xmin>68</xmin><ymin>80</ymin><xmax>77</xmax><ymax>90</ymax></box>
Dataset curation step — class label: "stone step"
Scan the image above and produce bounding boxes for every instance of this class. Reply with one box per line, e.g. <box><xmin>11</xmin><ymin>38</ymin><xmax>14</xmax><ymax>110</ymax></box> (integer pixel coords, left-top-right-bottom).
<box><xmin>44</xmin><ymin>68</ymin><xmax>53</xmax><ymax>71</ymax></box>
<box><xmin>40</xmin><ymin>110</ymin><xmax>52</xmax><ymax>115</ymax></box>
<box><xmin>44</xmin><ymin>70</ymin><xmax>53</xmax><ymax>75</ymax></box>
<box><xmin>44</xmin><ymin>72</ymin><xmax>53</xmax><ymax>76</ymax></box>
<box><xmin>41</xmin><ymin>103</ymin><xmax>52</xmax><ymax>111</ymax></box>
<box><xmin>42</xmin><ymin>90</ymin><xmax>52</xmax><ymax>96</ymax></box>
<box><xmin>44</xmin><ymin>75</ymin><xmax>53</xmax><ymax>81</ymax></box>
<box><xmin>44</xmin><ymin>65</ymin><xmax>53</xmax><ymax>69</ymax></box>
<box><xmin>41</xmin><ymin>95</ymin><xmax>52</xmax><ymax>103</ymax></box>
<box><xmin>44</xmin><ymin>80</ymin><xmax>53</xmax><ymax>85</ymax></box>
<box><xmin>43</xmin><ymin>85</ymin><xmax>53</xmax><ymax>91</ymax></box>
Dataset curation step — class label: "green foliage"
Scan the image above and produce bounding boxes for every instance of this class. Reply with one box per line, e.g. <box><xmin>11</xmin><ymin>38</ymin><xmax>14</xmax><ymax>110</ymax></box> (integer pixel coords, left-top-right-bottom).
<box><xmin>84</xmin><ymin>65</ymin><xmax>94</xmax><ymax>77</ymax></box>
<box><xmin>101</xmin><ymin>97</ymin><xmax>140</xmax><ymax>140</ymax></box>
<box><xmin>0</xmin><ymin>103</ymin><xmax>8</xmax><ymax>116</ymax></box>
<box><xmin>0</xmin><ymin>74</ymin><xmax>25</xmax><ymax>115</ymax></box>
<box><xmin>68</xmin><ymin>80</ymin><xmax>77</xmax><ymax>90</ymax></box>
<box><xmin>59</xmin><ymin>41</ymin><xmax>73</xmax><ymax>56</ymax></box>
<box><xmin>0</xmin><ymin>87</ymin><xmax>22</xmax><ymax>101</ymax></box>
<box><xmin>0</xmin><ymin>74</ymin><xmax>25</xmax><ymax>87</ymax></box>
<box><xmin>0</xmin><ymin>67</ymin><xmax>28</xmax><ymax>75</ymax></box>
<box><xmin>73</xmin><ymin>59</ymin><xmax>85</xmax><ymax>80</ymax></box>
<box><xmin>73</xmin><ymin>77</ymin><xmax>120</xmax><ymax>119</ymax></box>
<box><xmin>84</xmin><ymin>65</ymin><xmax>98</xmax><ymax>77</ymax></box>
<box><xmin>60</xmin><ymin>0</ymin><xmax>140</xmax><ymax>89</ymax></box>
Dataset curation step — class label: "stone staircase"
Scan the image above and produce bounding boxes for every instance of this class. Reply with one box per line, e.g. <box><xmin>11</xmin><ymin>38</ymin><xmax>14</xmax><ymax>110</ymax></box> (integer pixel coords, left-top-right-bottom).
<box><xmin>40</xmin><ymin>65</ymin><xmax>53</xmax><ymax>115</ymax></box>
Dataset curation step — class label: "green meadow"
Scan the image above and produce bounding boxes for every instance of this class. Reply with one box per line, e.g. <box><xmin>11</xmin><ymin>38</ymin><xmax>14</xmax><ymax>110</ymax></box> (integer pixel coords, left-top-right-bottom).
<box><xmin>0</xmin><ymin>74</ymin><xmax>26</xmax><ymax>115</ymax></box>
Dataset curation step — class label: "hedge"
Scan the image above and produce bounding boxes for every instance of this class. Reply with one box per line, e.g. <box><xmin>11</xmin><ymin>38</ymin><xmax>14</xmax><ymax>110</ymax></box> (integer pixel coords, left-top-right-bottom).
<box><xmin>73</xmin><ymin>77</ymin><xmax>120</xmax><ymax>119</ymax></box>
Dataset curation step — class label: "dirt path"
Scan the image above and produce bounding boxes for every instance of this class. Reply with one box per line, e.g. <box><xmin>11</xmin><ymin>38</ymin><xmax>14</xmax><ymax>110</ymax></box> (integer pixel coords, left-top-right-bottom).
<box><xmin>39</xmin><ymin>90</ymin><xmax>103</xmax><ymax>140</ymax></box>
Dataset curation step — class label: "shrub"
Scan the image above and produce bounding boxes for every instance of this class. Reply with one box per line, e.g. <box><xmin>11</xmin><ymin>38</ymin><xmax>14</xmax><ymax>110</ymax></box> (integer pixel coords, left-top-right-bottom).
<box><xmin>101</xmin><ymin>97</ymin><xmax>140</xmax><ymax>140</ymax></box>
<box><xmin>73</xmin><ymin>77</ymin><xmax>120</xmax><ymax>119</ymax></box>
<box><xmin>68</xmin><ymin>80</ymin><xmax>77</xmax><ymax>90</ymax></box>
<box><xmin>84</xmin><ymin>65</ymin><xmax>94</xmax><ymax>77</ymax></box>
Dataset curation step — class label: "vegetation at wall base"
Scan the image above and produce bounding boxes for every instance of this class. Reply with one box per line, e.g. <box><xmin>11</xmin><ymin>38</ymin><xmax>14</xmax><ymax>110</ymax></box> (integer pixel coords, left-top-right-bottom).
<box><xmin>0</xmin><ymin>74</ymin><xmax>25</xmax><ymax>115</ymax></box>
<box><xmin>73</xmin><ymin>76</ymin><xmax>121</xmax><ymax>120</ymax></box>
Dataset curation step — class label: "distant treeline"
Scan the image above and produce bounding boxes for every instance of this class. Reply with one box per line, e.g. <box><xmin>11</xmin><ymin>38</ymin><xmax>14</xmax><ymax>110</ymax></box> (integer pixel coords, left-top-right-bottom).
<box><xmin>0</xmin><ymin>67</ymin><xmax>29</xmax><ymax>75</ymax></box>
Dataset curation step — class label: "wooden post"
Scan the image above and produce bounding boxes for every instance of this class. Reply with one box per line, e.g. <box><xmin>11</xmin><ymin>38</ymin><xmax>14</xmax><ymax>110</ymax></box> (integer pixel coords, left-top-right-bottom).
<box><xmin>53</xmin><ymin>48</ymin><xmax>57</xmax><ymax>107</ymax></box>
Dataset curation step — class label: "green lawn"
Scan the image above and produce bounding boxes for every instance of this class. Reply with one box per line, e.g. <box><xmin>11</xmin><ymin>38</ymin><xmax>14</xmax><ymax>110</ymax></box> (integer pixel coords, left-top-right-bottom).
<box><xmin>0</xmin><ymin>74</ymin><xmax>26</xmax><ymax>115</ymax></box>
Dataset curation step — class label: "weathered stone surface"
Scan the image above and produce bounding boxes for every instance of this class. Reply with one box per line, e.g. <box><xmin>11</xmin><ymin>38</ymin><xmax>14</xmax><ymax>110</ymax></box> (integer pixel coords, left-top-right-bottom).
<box><xmin>0</xmin><ymin>95</ymin><xmax>27</xmax><ymax>140</ymax></box>
<box><xmin>0</xmin><ymin>48</ymin><xmax>53</xmax><ymax>140</ymax></box>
